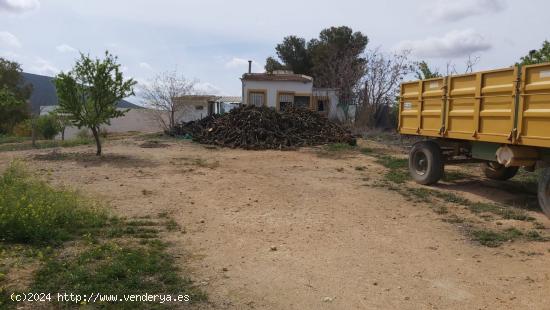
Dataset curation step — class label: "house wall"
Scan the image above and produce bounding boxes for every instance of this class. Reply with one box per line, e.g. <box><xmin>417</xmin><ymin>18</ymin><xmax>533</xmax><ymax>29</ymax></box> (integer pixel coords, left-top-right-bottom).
<box><xmin>174</xmin><ymin>101</ymin><xmax>210</xmax><ymax>123</ymax></box>
<box><xmin>312</xmin><ymin>89</ymin><xmax>356</xmax><ymax>123</ymax></box>
<box><xmin>243</xmin><ymin>80</ymin><xmax>313</xmax><ymax>108</ymax></box>
<box><xmin>40</xmin><ymin>107</ymin><xmax>164</xmax><ymax>139</ymax></box>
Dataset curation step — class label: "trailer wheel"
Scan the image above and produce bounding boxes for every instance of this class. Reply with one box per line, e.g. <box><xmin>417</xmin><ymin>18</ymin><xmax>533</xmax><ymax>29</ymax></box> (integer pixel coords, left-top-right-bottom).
<box><xmin>538</xmin><ymin>168</ymin><xmax>550</xmax><ymax>218</ymax></box>
<box><xmin>409</xmin><ymin>141</ymin><xmax>444</xmax><ymax>185</ymax></box>
<box><xmin>482</xmin><ymin>162</ymin><xmax>519</xmax><ymax>180</ymax></box>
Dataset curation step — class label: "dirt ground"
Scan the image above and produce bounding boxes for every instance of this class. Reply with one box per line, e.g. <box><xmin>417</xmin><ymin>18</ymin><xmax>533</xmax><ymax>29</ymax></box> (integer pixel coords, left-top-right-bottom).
<box><xmin>1</xmin><ymin>136</ymin><xmax>550</xmax><ymax>310</ymax></box>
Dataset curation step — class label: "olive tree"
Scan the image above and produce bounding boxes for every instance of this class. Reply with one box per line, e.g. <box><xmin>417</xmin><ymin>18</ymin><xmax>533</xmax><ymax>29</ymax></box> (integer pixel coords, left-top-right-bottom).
<box><xmin>55</xmin><ymin>51</ymin><xmax>136</xmax><ymax>155</ymax></box>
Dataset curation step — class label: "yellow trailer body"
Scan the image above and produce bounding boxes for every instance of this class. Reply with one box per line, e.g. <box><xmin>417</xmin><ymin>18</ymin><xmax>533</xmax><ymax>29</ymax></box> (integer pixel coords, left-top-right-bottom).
<box><xmin>398</xmin><ymin>63</ymin><xmax>550</xmax><ymax>148</ymax></box>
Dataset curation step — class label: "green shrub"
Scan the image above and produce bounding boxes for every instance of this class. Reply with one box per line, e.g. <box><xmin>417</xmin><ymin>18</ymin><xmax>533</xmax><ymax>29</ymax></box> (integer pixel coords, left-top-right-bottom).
<box><xmin>36</xmin><ymin>114</ymin><xmax>62</xmax><ymax>140</ymax></box>
<box><xmin>76</xmin><ymin>128</ymin><xmax>90</xmax><ymax>139</ymax></box>
<box><xmin>0</xmin><ymin>162</ymin><xmax>107</xmax><ymax>245</ymax></box>
<box><xmin>11</xmin><ymin>120</ymin><xmax>32</xmax><ymax>137</ymax></box>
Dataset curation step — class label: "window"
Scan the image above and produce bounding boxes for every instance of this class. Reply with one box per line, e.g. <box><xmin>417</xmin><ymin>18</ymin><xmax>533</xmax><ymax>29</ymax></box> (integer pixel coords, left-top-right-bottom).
<box><xmin>195</xmin><ymin>105</ymin><xmax>204</xmax><ymax>110</ymax></box>
<box><xmin>317</xmin><ymin>100</ymin><xmax>328</xmax><ymax>112</ymax></box>
<box><xmin>278</xmin><ymin>93</ymin><xmax>293</xmax><ymax>112</ymax></box>
<box><xmin>294</xmin><ymin>96</ymin><xmax>310</xmax><ymax>109</ymax></box>
<box><xmin>249</xmin><ymin>92</ymin><xmax>266</xmax><ymax>107</ymax></box>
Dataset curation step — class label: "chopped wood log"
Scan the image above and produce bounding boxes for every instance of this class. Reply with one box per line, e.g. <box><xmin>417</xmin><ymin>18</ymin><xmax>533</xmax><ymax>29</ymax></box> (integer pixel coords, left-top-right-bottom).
<box><xmin>170</xmin><ymin>106</ymin><xmax>356</xmax><ymax>150</ymax></box>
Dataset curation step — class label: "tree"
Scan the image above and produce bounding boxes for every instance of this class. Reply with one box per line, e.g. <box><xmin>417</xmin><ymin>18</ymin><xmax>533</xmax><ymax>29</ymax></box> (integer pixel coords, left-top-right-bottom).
<box><xmin>264</xmin><ymin>56</ymin><xmax>287</xmax><ymax>73</ymax></box>
<box><xmin>139</xmin><ymin>70</ymin><xmax>198</xmax><ymax>133</ymax></box>
<box><xmin>266</xmin><ymin>26</ymin><xmax>369</xmax><ymax>112</ymax></box>
<box><xmin>519</xmin><ymin>40</ymin><xmax>550</xmax><ymax>65</ymax></box>
<box><xmin>356</xmin><ymin>48</ymin><xmax>413</xmax><ymax>128</ymax></box>
<box><xmin>309</xmin><ymin>26</ymin><xmax>369</xmax><ymax>104</ymax></box>
<box><xmin>0</xmin><ymin>58</ymin><xmax>31</xmax><ymax>134</ymax></box>
<box><xmin>274</xmin><ymin>36</ymin><xmax>313</xmax><ymax>75</ymax></box>
<box><xmin>55</xmin><ymin>51</ymin><xmax>136</xmax><ymax>155</ymax></box>
<box><xmin>0</xmin><ymin>87</ymin><xmax>29</xmax><ymax>134</ymax></box>
<box><xmin>265</xmin><ymin>27</ymin><xmax>369</xmax><ymax>97</ymax></box>
<box><xmin>414</xmin><ymin>61</ymin><xmax>441</xmax><ymax>80</ymax></box>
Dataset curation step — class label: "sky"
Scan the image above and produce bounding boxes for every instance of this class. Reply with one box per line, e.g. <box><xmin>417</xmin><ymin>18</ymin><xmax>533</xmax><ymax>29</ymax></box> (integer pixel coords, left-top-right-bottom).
<box><xmin>0</xmin><ymin>0</ymin><xmax>548</xmax><ymax>102</ymax></box>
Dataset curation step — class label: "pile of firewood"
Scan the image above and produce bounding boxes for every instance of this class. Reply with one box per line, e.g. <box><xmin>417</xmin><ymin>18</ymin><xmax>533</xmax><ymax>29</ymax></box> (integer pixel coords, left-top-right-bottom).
<box><xmin>170</xmin><ymin>106</ymin><xmax>356</xmax><ymax>150</ymax></box>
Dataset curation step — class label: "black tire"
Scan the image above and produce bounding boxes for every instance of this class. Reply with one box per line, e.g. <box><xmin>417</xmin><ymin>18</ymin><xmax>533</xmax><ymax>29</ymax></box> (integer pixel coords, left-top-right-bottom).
<box><xmin>482</xmin><ymin>162</ymin><xmax>519</xmax><ymax>180</ymax></box>
<box><xmin>409</xmin><ymin>141</ymin><xmax>444</xmax><ymax>185</ymax></box>
<box><xmin>538</xmin><ymin>168</ymin><xmax>550</xmax><ymax>218</ymax></box>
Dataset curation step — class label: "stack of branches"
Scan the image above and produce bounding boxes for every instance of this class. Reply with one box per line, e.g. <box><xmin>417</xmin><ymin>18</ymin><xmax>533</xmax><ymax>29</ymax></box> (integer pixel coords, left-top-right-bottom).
<box><xmin>171</xmin><ymin>106</ymin><xmax>356</xmax><ymax>150</ymax></box>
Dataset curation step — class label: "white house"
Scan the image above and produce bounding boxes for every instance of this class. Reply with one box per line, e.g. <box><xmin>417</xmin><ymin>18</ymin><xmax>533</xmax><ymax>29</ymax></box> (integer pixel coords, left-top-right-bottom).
<box><xmin>174</xmin><ymin>95</ymin><xmax>242</xmax><ymax>123</ymax></box>
<box><xmin>241</xmin><ymin>67</ymin><xmax>353</xmax><ymax>122</ymax></box>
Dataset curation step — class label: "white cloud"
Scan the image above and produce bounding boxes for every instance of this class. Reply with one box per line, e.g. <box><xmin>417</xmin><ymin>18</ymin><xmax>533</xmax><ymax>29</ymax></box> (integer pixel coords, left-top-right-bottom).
<box><xmin>428</xmin><ymin>0</ymin><xmax>506</xmax><ymax>22</ymax></box>
<box><xmin>225</xmin><ymin>57</ymin><xmax>262</xmax><ymax>72</ymax></box>
<box><xmin>0</xmin><ymin>50</ymin><xmax>20</xmax><ymax>59</ymax></box>
<box><xmin>139</xmin><ymin>62</ymin><xmax>152</xmax><ymax>70</ymax></box>
<box><xmin>30</xmin><ymin>57</ymin><xmax>59</xmax><ymax>76</ymax></box>
<box><xmin>396</xmin><ymin>29</ymin><xmax>492</xmax><ymax>58</ymax></box>
<box><xmin>56</xmin><ymin>44</ymin><xmax>77</xmax><ymax>53</ymax></box>
<box><xmin>0</xmin><ymin>0</ymin><xmax>40</xmax><ymax>13</ymax></box>
<box><xmin>0</xmin><ymin>31</ymin><xmax>21</xmax><ymax>48</ymax></box>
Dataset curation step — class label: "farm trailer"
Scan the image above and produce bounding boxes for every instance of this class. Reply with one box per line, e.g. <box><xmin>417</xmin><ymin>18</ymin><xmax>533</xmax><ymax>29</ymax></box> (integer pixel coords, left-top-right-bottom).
<box><xmin>398</xmin><ymin>63</ymin><xmax>550</xmax><ymax>218</ymax></box>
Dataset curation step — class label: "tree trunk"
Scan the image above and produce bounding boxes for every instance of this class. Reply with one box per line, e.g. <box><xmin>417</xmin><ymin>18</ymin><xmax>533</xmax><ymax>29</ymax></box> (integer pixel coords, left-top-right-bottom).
<box><xmin>61</xmin><ymin>127</ymin><xmax>65</xmax><ymax>141</ymax></box>
<box><xmin>31</xmin><ymin>117</ymin><xmax>36</xmax><ymax>147</ymax></box>
<box><xmin>91</xmin><ymin>127</ymin><xmax>102</xmax><ymax>156</ymax></box>
<box><xmin>170</xmin><ymin>110</ymin><xmax>175</xmax><ymax>132</ymax></box>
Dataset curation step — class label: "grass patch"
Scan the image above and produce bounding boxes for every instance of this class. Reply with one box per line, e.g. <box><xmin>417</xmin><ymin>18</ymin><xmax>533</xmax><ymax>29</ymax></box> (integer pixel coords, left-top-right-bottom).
<box><xmin>375</xmin><ymin>155</ymin><xmax>407</xmax><ymax>170</ymax></box>
<box><xmin>374</xmin><ymin>155</ymin><xmax>409</xmax><ymax>184</ymax></box>
<box><xmin>180</xmin><ymin>157</ymin><xmax>220</xmax><ymax>169</ymax></box>
<box><xmin>324</xmin><ymin>143</ymin><xmax>356</xmax><ymax>152</ymax></box>
<box><xmin>525</xmin><ymin>230</ymin><xmax>547</xmax><ymax>241</ymax></box>
<box><xmin>33</xmin><ymin>241</ymin><xmax>206</xmax><ymax>308</ymax></box>
<box><xmin>165</xmin><ymin>219</ymin><xmax>180</xmax><ymax>232</ymax></box>
<box><xmin>403</xmin><ymin>187</ymin><xmax>432</xmax><ymax>202</ymax></box>
<box><xmin>471</xmin><ymin>228</ymin><xmax>524</xmax><ymax>247</ymax></box>
<box><xmin>0</xmin><ymin>162</ymin><xmax>107</xmax><ymax>245</ymax></box>
<box><xmin>442</xmin><ymin>214</ymin><xmax>465</xmax><ymax>224</ymax></box>
<box><xmin>433</xmin><ymin>205</ymin><xmax>449</xmax><ymax>215</ymax></box>
<box><xmin>317</xmin><ymin>143</ymin><xmax>357</xmax><ymax>159</ymax></box>
<box><xmin>443</xmin><ymin>170</ymin><xmax>473</xmax><ymax>182</ymax></box>
<box><xmin>360</xmin><ymin>147</ymin><xmax>374</xmax><ymax>155</ymax></box>
<box><xmin>0</xmin><ymin>166</ymin><xmax>206</xmax><ymax>308</ymax></box>
<box><xmin>0</xmin><ymin>137</ymin><xmax>93</xmax><ymax>152</ymax></box>
<box><xmin>0</xmin><ymin>135</ymin><xmax>31</xmax><ymax>145</ymax></box>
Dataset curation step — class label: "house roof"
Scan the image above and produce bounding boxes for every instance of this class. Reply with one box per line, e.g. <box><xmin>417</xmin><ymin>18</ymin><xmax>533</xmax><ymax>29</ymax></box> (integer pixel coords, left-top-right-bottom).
<box><xmin>21</xmin><ymin>72</ymin><xmax>141</xmax><ymax>113</ymax></box>
<box><xmin>176</xmin><ymin>95</ymin><xmax>242</xmax><ymax>104</ymax></box>
<box><xmin>241</xmin><ymin>73</ymin><xmax>313</xmax><ymax>83</ymax></box>
<box><xmin>215</xmin><ymin>96</ymin><xmax>242</xmax><ymax>103</ymax></box>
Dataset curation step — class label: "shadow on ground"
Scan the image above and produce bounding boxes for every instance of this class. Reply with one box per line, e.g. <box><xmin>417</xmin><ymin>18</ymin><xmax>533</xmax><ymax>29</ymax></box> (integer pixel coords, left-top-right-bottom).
<box><xmin>33</xmin><ymin>151</ymin><xmax>158</xmax><ymax>169</ymax></box>
<box><xmin>436</xmin><ymin>177</ymin><xmax>540</xmax><ymax>213</ymax></box>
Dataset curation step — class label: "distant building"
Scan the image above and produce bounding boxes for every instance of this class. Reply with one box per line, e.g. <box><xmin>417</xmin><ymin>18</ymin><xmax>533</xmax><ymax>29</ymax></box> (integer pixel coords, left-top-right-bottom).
<box><xmin>240</xmin><ymin>68</ymin><xmax>353</xmax><ymax>122</ymax></box>
<box><xmin>21</xmin><ymin>72</ymin><xmax>162</xmax><ymax>139</ymax></box>
<box><xmin>173</xmin><ymin>95</ymin><xmax>242</xmax><ymax>123</ymax></box>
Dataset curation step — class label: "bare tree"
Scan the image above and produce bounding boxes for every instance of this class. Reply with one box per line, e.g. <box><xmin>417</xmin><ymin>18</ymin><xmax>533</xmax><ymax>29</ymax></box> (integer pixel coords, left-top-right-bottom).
<box><xmin>355</xmin><ymin>48</ymin><xmax>413</xmax><ymax>128</ymax></box>
<box><xmin>445</xmin><ymin>60</ymin><xmax>457</xmax><ymax>76</ymax></box>
<box><xmin>464</xmin><ymin>54</ymin><xmax>480</xmax><ymax>73</ymax></box>
<box><xmin>140</xmin><ymin>70</ymin><xmax>198</xmax><ymax>132</ymax></box>
<box><xmin>445</xmin><ymin>54</ymin><xmax>481</xmax><ymax>76</ymax></box>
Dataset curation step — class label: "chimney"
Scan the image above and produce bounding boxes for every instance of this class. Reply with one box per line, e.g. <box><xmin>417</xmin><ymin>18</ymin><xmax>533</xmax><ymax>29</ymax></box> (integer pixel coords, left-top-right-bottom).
<box><xmin>248</xmin><ymin>60</ymin><xmax>252</xmax><ymax>74</ymax></box>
